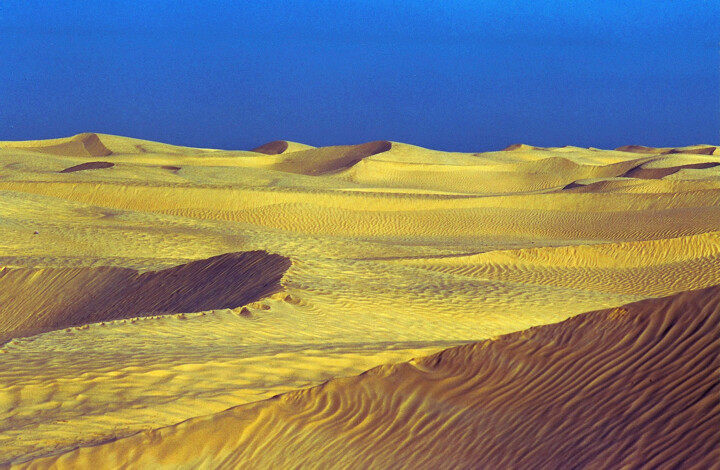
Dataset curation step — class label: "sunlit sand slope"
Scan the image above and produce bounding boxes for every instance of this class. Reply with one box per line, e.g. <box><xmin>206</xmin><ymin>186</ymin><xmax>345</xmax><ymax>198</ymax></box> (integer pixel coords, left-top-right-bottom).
<box><xmin>0</xmin><ymin>251</ymin><xmax>290</xmax><ymax>342</ymax></box>
<box><xmin>1</xmin><ymin>133</ymin><xmax>113</xmax><ymax>158</ymax></box>
<box><xmin>13</xmin><ymin>286</ymin><xmax>718</xmax><ymax>470</ymax></box>
<box><xmin>392</xmin><ymin>232</ymin><xmax>720</xmax><ymax>296</ymax></box>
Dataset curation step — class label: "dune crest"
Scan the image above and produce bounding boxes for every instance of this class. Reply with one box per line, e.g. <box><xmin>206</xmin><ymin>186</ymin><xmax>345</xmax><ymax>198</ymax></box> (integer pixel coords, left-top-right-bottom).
<box><xmin>616</xmin><ymin>144</ymin><xmax>717</xmax><ymax>156</ymax></box>
<box><xmin>3</xmin><ymin>133</ymin><xmax>113</xmax><ymax>158</ymax></box>
<box><xmin>59</xmin><ymin>161</ymin><xmax>115</xmax><ymax>173</ymax></box>
<box><xmin>615</xmin><ymin>145</ymin><xmax>663</xmax><ymax>154</ymax></box>
<box><xmin>269</xmin><ymin>140</ymin><xmax>392</xmax><ymax>175</ymax></box>
<box><xmin>622</xmin><ymin>161</ymin><xmax>720</xmax><ymax>179</ymax></box>
<box><xmin>666</xmin><ymin>146</ymin><xmax>717</xmax><ymax>155</ymax></box>
<box><xmin>502</xmin><ymin>143</ymin><xmax>542</xmax><ymax>151</ymax></box>
<box><xmin>0</xmin><ymin>251</ymin><xmax>290</xmax><ymax>343</ymax></box>
<box><xmin>251</xmin><ymin>140</ymin><xmax>289</xmax><ymax>155</ymax></box>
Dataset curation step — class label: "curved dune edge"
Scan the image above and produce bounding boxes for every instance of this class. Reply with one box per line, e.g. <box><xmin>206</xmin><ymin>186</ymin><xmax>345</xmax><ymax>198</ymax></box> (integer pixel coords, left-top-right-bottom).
<box><xmin>11</xmin><ymin>285</ymin><xmax>719</xmax><ymax>469</ymax></box>
<box><xmin>250</xmin><ymin>140</ymin><xmax>316</xmax><ymax>154</ymax></box>
<box><xmin>502</xmin><ymin>143</ymin><xmax>544</xmax><ymax>151</ymax></box>
<box><xmin>269</xmin><ymin>141</ymin><xmax>392</xmax><ymax>175</ymax></box>
<box><xmin>1</xmin><ymin>133</ymin><xmax>113</xmax><ymax>158</ymax></box>
<box><xmin>616</xmin><ymin>144</ymin><xmax>717</xmax><ymax>155</ymax></box>
<box><xmin>251</xmin><ymin>140</ymin><xmax>289</xmax><ymax>155</ymax></box>
<box><xmin>59</xmin><ymin>161</ymin><xmax>115</xmax><ymax>173</ymax></box>
<box><xmin>0</xmin><ymin>251</ymin><xmax>291</xmax><ymax>343</ymax></box>
<box><xmin>621</xmin><ymin>161</ymin><xmax>720</xmax><ymax>179</ymax></box>
<box><xmin>615</xmin><ymin>145</ymin><xmax>665</xmax><ymax>154</ymax></box>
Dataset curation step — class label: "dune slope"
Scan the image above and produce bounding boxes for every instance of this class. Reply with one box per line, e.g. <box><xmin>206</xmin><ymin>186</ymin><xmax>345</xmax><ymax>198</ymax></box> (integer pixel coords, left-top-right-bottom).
<box><xmin>269</xmin><ymin>140</ymin><xmax>392</xmax><ymax>175</ymax></box>
<box><xmin>59</xmin><ymin>161</ymin><xmax>115</xmax><ymax>173</ymax></box>
<box><xmin>0</xmin><ymin>251</ymin><xmax>290</xmax><ymax>342</ymax></box>
<box><xmin>0</xmin><ymin>133</ymin><xmax>113</xmax><ymax>158</ymax></box>
<box><xmin>14</xmin><ymin>285</ymin><xmax>718</xmax><ymax>469</ymax></box>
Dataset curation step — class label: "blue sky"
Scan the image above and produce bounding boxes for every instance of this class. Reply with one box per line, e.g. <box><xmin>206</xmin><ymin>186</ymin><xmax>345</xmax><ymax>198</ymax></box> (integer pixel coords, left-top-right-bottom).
<box><xmin>1</xmin><ymin>1</ymin><xmax>718</xmax><ymax>151</ymax></box>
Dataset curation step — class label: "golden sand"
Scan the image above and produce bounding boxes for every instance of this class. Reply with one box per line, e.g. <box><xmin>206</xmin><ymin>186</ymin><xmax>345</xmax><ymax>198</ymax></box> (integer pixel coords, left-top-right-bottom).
<box><xmin>0</xmin><ymin>134</ymin><xmax>717</xmax><ymax>467</ymax></box>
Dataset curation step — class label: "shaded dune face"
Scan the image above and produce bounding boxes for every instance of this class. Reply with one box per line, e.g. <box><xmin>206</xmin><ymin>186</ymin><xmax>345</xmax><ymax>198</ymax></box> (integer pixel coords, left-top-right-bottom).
<box><xmin>59</xmin><ymin>161</ymin><xmax>115</xmax><ymax>173</ymax></box>
<box><xmin>251</xmin><ymin>140</ymin><xmax>290</xmax><ymax>155</ymax></box>
<box><xmin>27</xmin><ymin>285</ymin><xmax>719</xmax><ymax>469</ymax></box>
<box><xmin>270</xmin><ymin>141</ymin><xmax>392</xmax><ymax>175</ymax></box>
<box><xmin>0</xmin><ymin>251</ymin><xmax>291</xmax><ymax>343</ymax></box>
<box><xmin>615</xmin><ymin>145</ymin><xmax>663</xmax><ymax>154</ymax></box>
<box><xmin>501</xmin><ymin>143</ymin><xmax>542</xmax><ymax>151</ymax></box>
<box><xmin>616</xmin><ymin>145</ymin><xmax>717</xmax><ymax>156</ymax></box>
<box><xmin>622</xmin><ymin>161</ymin><xmax>720</xmax><ymax>179</ymax></box>
<box><xmin>23</xmin><ymin>133</ymin><xmax>113</xmax><ymax>158</ymax></box>
<box><xmin>666</xmin><ymin>147</ymin><xmax>717</xmax><ymax>155</ymax></box>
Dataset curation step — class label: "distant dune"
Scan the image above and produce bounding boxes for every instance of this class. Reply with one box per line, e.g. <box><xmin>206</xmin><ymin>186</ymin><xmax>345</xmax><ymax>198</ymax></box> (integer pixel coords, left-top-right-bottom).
<box><xmin>0</xmin><ymin>133</ymin><xmax>718</xmax><ymax>468</ymax></box>
<box><xmin>0</xmin><ymin>133</ymin><xmax>113</xmax><ymax>158</ymax></box>
<box><xmin>501</xmin><ymin>143</ymin><xmax>543</xmax><ymax>151</ymax></box>
<box><xmin>622</xmin><ymin>161</ymin><xmax>720</xmax><ymax>179</ymax></box>
<box><xmin>666</xmin><ymin>146</ymin><xmax>717</xmax><ymax>155</ymax></box>
<box><xmin>0</xmin><ymin>251</ymin><xmax>290</xmax><ymax>343</ymax></box>
<box><xmin>268</xmin><ymin>140</ymin><xmax>392</xmax><ymax>175</ymax></box>
<box><xmin>615</xmin><ymin>144</ymin><xmax>663</xmax><ymax>154</ymax></box>
<box><xmin>252</xmin><ymin>140</ymin><xmax>288</xmax><ymax>155</ymax></box>
<box><xmin>14</xmin><ymin>285</ymin><xmax>718</xmax><ymax>469</ymax></box>
<box><xmin>616</xmin><ymin>144</ymin><xmax>717</xmax><ymax>155</ymax></box>
<box><xmin>251</xmin><ymin>140</ymin><xmax>289</xmax><ymax>154</ymax></box>
<box><xmin>252</xmin><ymin>140</ymin><xmax>317</xmax><ymax>154</ymax></box>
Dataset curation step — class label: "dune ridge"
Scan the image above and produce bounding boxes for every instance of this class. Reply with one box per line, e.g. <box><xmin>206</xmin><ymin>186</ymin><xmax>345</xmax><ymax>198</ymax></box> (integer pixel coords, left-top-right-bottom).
<box><xmin>251</xmin><ymin>140</ymin><xmax>289</xmax><ymax>155</ymax></box>
<box><xmin>622</xmin><ymin>161</ymin><xmax>720</xmax><ymax>179</ymax></box>
<box><xmin>0</xmin><ymin>133</ymin><xmax>113</xmax><ymax>158</ymax></box>
<box><xmin>59</xmin><ymin>161</ymin><xmax>115</xmax><ymax>173</ymax></box>
<box><xmin>0</xmin><ymin>251</ymin><xmax>290</xmax><ymax>343</ymax></box>
<box><xmin>12</xmin><ymin>285</ymin><xmax>718</xmax><ymax>469</ymax></box>
<box><xmin>616</xmin><ymin>144</ymin><xmax>717</xmax><ymax>155</ymax></box>
<box><xmin>266</xmin><ymin>140</ymin><xmax>393</xmax><ymax>175</ymax></box>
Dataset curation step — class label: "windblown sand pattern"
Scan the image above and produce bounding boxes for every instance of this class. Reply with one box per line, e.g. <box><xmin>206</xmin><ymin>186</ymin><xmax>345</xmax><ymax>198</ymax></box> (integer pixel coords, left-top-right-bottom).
<box><xmin>0</xmin><ymin>133</ymin><xmax>717</xmax><ymax>468</ymax></box>
<box><xmin>13</xmin><ymin>286</ymin><xmax>718</xmax><ymax>469</ymax></box>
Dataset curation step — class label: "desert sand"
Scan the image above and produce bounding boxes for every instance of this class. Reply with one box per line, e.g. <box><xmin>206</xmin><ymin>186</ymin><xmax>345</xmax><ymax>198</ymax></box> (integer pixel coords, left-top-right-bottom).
<box><xmin>0</xmin><ymin>133</ymin><xmax>718</xmax><ymax>468</ymax></box>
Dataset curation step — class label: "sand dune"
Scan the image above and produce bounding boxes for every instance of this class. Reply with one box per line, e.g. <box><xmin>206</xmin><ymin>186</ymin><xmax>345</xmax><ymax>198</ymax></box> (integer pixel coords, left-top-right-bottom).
<box><xmin>391</xmin><ymin>232</ymin><xmax>720</xmax><ymax>297</ymax></box>
<box><xmin>0</xmin><ymin>133</ymin><xmax>113</xmax><ymax>158</ymax></box>
<box><xmin>251</xmin><ymin>140</ymin><xmax>292</xmax><ymax>155</ymax></box>
<box><xmin>502</xmin><ymin>143</ymin><xmax>543</xmax><ymax>151</ymax></box>
<box><xmin>268</xmin><ymin>140</ymin><xmax>392</xmax><ymax>175</ymax></box>
<box><xmin>251</xmin><ymin>140</ymin><xmax>289</xmax><ymax>154</ymax></box>
<box><xmin>251</xmin><ymin>140</ymin><xmax>316</xmax><ymax>154</ymax></box>
<box><xmin>666</xmin><ymin>146</ymin><xmax>717</xmax><ymax>155</ymax></box>
<box><xmin>0</xmin><ymin>133</ymin><xmax>717</xmax><ymax>468</ymax></box>
<box><xmin>0</xmin><ymin>251</ymin><xmax>290</xmax><ymax>342</ymax></box>
<box><xmin>616</xmin><ymin>144</ymin><xmax>717</xmax><ymax>155</ymax></box>
<box><xmin>13</xmin><ymin>286</ymin><xmax>717</xmax><ymax>469</ymax></box>
<box><xmin>332</xmin><ymin>146</ymin><xmax>714</xmax><ymax>194</ymax></box>
<box><xmin>622</xmin><ymin>161</ymin><xmax>720</xmax><ymax>179</ymax></box>
<box><xmin>59</xmin><ymin>161</ymin><xmax>115</xmax><ymax>173</ymax></box>
<box><xmin>615</xmin><ymin>144</ymin><xmax>664</xmax><ymax>154</ymax></box>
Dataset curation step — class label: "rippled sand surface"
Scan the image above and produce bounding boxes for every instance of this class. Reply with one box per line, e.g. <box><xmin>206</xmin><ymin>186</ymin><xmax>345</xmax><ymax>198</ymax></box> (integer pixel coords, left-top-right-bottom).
<box><xmin>1</xmin><ymin>134</ymin><xmax>718</xmax><ymax>468</ymax></box>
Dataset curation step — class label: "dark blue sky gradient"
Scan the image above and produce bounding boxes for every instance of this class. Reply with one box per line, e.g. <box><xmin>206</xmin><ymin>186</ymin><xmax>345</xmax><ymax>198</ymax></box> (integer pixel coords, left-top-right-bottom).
<box><xmin>1</xmin><ymin>1</ymin><xmax>719</xmax><ymax>151</ymax></box>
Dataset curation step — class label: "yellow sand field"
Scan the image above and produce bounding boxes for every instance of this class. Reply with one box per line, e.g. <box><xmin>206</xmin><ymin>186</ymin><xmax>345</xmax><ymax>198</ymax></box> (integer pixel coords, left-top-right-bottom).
<box><xmin>0</xmin><ymin>134</ymin><xmax>717</xmax><ymax>467</ymax></box>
